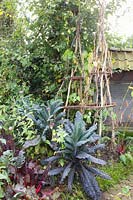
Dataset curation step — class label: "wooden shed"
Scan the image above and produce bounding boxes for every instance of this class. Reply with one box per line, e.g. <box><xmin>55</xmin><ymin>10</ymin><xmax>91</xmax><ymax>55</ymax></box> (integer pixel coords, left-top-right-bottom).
<box><xmin>110</xmin><ymin>48</ymin><xmax>133</xmax><ymax>129</ymax></box>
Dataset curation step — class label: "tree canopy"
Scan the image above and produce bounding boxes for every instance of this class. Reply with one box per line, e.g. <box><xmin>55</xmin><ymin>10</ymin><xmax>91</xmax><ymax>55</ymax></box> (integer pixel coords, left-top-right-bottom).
<box><xmin>0</xmin><ymin>0</ymin><xmax>127</xmax><ymax>103</ymax></box>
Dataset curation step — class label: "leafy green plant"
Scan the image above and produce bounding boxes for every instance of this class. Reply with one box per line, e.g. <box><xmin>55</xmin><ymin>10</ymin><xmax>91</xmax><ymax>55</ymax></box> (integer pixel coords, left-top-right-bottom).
<box><xmin>41</xmin><ymin>111</ymin><xmax>111</xmax><ymax>200</ymax></box>
<box><xmin>0</xmin><ymin>134</ymin><xmax>50</xmax><ymax>199</ymax></box>
<box><xmin>121</xmin><ymin>185</ymin><xmax>131</xmax><ymax>196</ymax></box>
<box><xmin>0</xmin><ymin>95</ymin><xmax>35</xmax><ymax>148</ymax></box>
<box><xmin>83</xmin><ymin>110</ymin><xmax>93</xmax><ymax>125</ymax></box>
<box><xmin>120</xmin><ymin>152</ymin><xmax>133</xmax><ymax>166</ymax></box>
<box><xmin>0</xmin><ymin>138</ymin><xmax>10</xmax><ymax>198</ymax></box>
<box><xmin>52</xmin><ymin>125</ymin><xmax>68</xmax><ymax>148</ymax></box>
<box><xmin>69</xmin><ymin>93</ymin><xmax>80</xmax><ymax>105</ymax></box>
<box><xmin>0</xmin><ymin>165</ymin><xmax>10</xmax><ymax>199</ymax></box>
<box><xmin>0</xmin><ymin>134</ymin><xmax>26</xmax><ymax>198</ymax></box>
<box><xmin>116</xmin><ymin>132</ymin><xmax>133</xmax><ymax>154</ymax></box>
<box><xmin>0</xmin><ymin>139</ymin><xmax>20</xmax><ymax>198</ymax></box>
<box><xmin>23</xmin><ymin>99</ymin><xmax>65</xmax><ymax>149</ymax></box>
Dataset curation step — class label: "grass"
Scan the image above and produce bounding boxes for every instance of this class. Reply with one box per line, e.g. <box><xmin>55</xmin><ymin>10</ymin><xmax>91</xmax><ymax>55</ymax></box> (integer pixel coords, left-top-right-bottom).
<box><xmin>97</xmin><ymin>161</ymin><xmax>132</xmax><ymax>191</ymax></box>
<box><xmin>59</xmin><ymin>183</ymin><xmax>87</xmax><ymax>200</ymax></box>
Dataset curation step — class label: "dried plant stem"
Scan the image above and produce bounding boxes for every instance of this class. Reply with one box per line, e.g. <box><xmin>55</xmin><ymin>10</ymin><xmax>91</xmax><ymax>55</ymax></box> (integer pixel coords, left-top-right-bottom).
<box><xmin>64</xmin><ymin>69</ymin><xmax>74</xmax><ymax>112</ymax></box>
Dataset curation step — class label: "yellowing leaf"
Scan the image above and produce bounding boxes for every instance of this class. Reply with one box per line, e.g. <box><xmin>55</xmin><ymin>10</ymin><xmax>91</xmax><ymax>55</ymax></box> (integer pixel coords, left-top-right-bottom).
<box><xmin>0</xmin><ymin>10</ymin><xmax>4</xmax><ymax>16</ymax></box>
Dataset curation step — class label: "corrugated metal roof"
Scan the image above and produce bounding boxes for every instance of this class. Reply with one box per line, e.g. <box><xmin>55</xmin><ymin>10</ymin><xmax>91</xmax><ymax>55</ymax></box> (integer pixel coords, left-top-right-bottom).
<box><xmin>110</xmin><ymin>48</ymin><xmax>133</xmax><ymax>70</ymax></box>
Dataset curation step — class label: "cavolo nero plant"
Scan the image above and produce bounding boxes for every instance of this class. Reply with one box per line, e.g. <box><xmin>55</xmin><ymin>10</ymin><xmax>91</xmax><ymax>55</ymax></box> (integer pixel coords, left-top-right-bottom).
<box><xmin>23</xmin><ymin>99</ymin><xmax>65</xmax><ymax>149</ymax></box>
<box><xmin>41</xmin><ymin>111</ymin><xmax>111</xmax><ymax>200</ymax></box>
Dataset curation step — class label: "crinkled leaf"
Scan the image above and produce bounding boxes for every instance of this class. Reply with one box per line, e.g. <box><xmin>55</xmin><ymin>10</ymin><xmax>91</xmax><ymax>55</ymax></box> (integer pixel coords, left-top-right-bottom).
<box><xmin>79</xmin><ymin>167</ymin><xmax>98</xmax><ymax>200</ymax></box>
<box><xmin>76</xmin><ymin>138</ymin><xmax>91</xmax><ymax>147</ymax></box>
<box><xmin>65</xmin><ymin>142</ymin><xmax>74</xmax><ymax>151</ymax></box>
<box><xmin>74</xmin><ymin>111</ymin><xmax>83</xmax><ymax>124</ymax></box>
<box><xmin>14</xmin><ymin>150</ymin><xmax>25</xmax><ymax>168</ymax></box>
<box><xmin>50</xmin><ymin>101</ymin><xmax>63</xmax><ymax>115</ymax></box>
<box><xmin>87</xmin><ymin>166</ymin><xmax>111</xmax><ymax>180</ymax></box>
<box><xmin>48</xmin><ymin>141</ymin><xmax>58</xmax><ymax>151</ymax></box>
<box><xmin>65</xmin><ymin>136</ymin><xmax>74</xmax><ymax>146</ymax></box>
<box><xmin>50</xmin><ymin>100</ymin><xmax>63</xmax><ymax>115</ymax></box>
<box><xmin>35</xmin><ymin>119</ymin><xmax>45</xmax><ymax>129</ymax></box>
<box><xmin>80</xmin><ymin>164</ymin><xmax>101</xmax><ymax>200</ymax></box>
<box><xmin>39</xmin><ymin>108</ymin><xmax>49</xmax><ymax>121</ymax></box>
<box><xmin>41</xmin><ymin>155</ymin><xmax>61</xmax><ymax>165</ymax></box>
<box><xmin>88</xmin><ymin>144</ymin><xmax>105</xmax><ymax>153</ymax></box>
<box><xmin>68</xmin><ymin>166</ymin><xmax>75</xmax><ymax>191</ymax></box>
<box><xmin>89</xmin><ymin>133</ymin><xmax>100</xmax><ymax>142</ymax></box>
<box><xmin>88</xmin><ymin>124</ymin><xmax>97</xmax><ymax>133</ymax></box>
<box><xmin>55</xmin><ymin>112</ymin><xmax>65</xmax><ymax>121</ymax></box>
<box><xmin>48</xmin><ymin>167</ymin><xmax>64</xmax><ymax>176</ymax></box>
<box><xmin>81</xmin><ymin>124</ymin><xmax>97</xmax><ymax>140</ymax></box>
<box><xmin>60</xmin><ymin>149</ymin><xmax>73</xmax><ymax>155</ymax></box>
<box><xmin>76</xmin><ymin>152</ymin><xmax>106</xmax><ymax>165</ymax></box>
<box><xmin>41</xmin><ymin>126</ymin><xmax>50</xmax><ymax>141</ymax></box>
<box><xmin>23</xmin><ymin>135</ymin><xmax>41</xmax><ymax>149</ymax></box>
<box><xmin>74</xmin><ymin>111</ymin><xmax>85</xmax><ymax>131</ymax></box>
<box><xmin>41</xmin><ymin>134</ymin><xmax>46</xmax><ymax>142</ymax></box>
<box><xmin>55</xmin><ymin>149</ymin><xmax>72</xmax><ymax>155</ymax></box>
<box><xmin>64</xmin><ymin>119</ymin><xmax>74</xmax><ymax>134</ymax></box>
<box><xmin>60</xmin><ymin>162</ymin><xmax>72</xmax><ymax>183</ymax></box>
<box><xmin>52</xmin><ymin>106</ymin><xmax>63</xmax><ymax>115</ymax></box>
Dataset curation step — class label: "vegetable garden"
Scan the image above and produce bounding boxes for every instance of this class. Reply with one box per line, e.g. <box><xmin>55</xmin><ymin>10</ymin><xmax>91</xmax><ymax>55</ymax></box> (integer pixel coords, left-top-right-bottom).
<box><xmin>0</xmin><ymin>0</ymin><xmax>133</xmax><ymax>199</ymax></box>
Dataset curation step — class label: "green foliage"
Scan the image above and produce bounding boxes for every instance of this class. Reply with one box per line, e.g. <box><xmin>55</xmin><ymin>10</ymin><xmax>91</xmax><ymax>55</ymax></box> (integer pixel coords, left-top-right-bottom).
<box><xmin>0</xmin><ymin>149</ymin><xmax>21</xmax><ymax>198</ymax></box>
<box><xmin>97</xmin><ymin>162</ymin><xmax>132</xmax><ymax>191</ymax></box>
<box><xmin>116</xmin><ymin>132</ymin><xmax>133</xmax><ymax>152</ymax></box>
<box><xmin>0</xmin><ymin>149</ymin><xmax>25</xmax><ymax>169</ymax></box>
<box><xmin>30</xmin><ymin>100</ymin><xmax>65</xmax><ymax>140</ymax></box>
<box><xmin>121</xmin><ymin>185</ymin><xmax>131</xmax><ymax>196</ymax></box>
<box><xmin>120</xmin><ymin>152</ymin><xmax>133</xmax><ymax>166</ymax></box>
<box><xmin>107</xmin><ymin>33</ymin><xmax>133</xmax><ymax>49</ymax></box>
<box><xmin>0</xmin><ymin>138</ymin><xmax>6</xmax><ymax>145</ymax></box>
<box><xmin>69</xmin><ymin>93</ymin><xmax>80</xmax><ymax>104</ymax></box>
<box><xmin>41</xmin><ymin>111</ymin><xmax>110</xmax><ymax>200</ymax></box>
<box><xmin>0</xmin><ymin>0</ymin><xmax>98</xmax><ymax>101</ymax></box>
<box><xmin>0</xmin><ymin>0</ymin><xmax>128</xmax><ymax>107</ymax></box>
<box><xmin>0</xmin><ymin>135</ymin><xmax>26</xmax><ymax>198</ymax></box>
<box><xmin>0</xmin><ymin>0</ymin><xmax>17</xmax><ymax>37</ymax></box>
<box><xmin>0</xmin><ymin>166</ymin><xmax>10</xmax><ymax>198</ymax></box>
<box><xmin>107</xmin><ymin>33</ymin><xmax>126</xmax><ymax>48</ymax></box>
<box><xmin>0</xmin><ymin>138</ymin><xmax>10</xmax><ymax>198</ymax></box>
<box><xmin>83</xmin><ymin>111</ymin><xmax>92</xmax><ymax>124</ymax></box>
<box><xmin>0</xmin><ymin>95</ymin><xmax>35</xmax><ymax>147</ymax></box>
<box><xmin>23</xmin><ymin>99</ymin><xmax>65</xmax><ymax>151</ymax></box>
<box><xmin>60</xmin><ymin>183</ymin><xmax>87</xmax><ymax>200</ymax></box>
<box><xmin>0</xmin><ymin>0</ymin><xmax>30</xmax><ymax>106</ymax></box>
<box><xmin>0</xmin><ymin>0</ymin><xmax>126</xmax><ymax>105</ymax></box>
<box><xmin>0</xmin><ymin>0</ymin><xmax>132</xmax><ymax>199</ymax></box>
<box><xmin>52</xmin><ymin>126</ymin><xmax>68</xmax><ymax>148</ymax></box>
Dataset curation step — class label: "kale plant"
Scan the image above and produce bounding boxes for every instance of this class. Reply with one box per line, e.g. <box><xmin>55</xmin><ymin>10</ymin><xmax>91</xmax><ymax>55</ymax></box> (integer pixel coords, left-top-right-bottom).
<box><xmin>41</xmin><ymin>111</ymin><xmax>111</xmax><ymax>200</ymax></box>
<box><xmin>23</xmin><ymin>99</ymin><xmax>65</xmax><ymax>149</ymax></box>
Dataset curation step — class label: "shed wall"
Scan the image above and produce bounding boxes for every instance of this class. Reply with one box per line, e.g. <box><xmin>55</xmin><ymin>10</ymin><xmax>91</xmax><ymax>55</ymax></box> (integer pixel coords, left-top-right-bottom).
<box><xmin>110</xmin><ymin>71</ymin><xmax>133</xmax><ymax>127</ymax></box>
